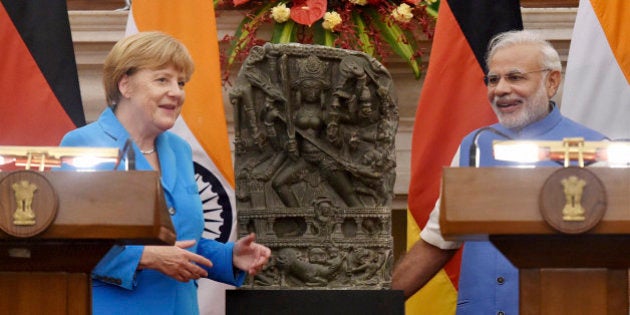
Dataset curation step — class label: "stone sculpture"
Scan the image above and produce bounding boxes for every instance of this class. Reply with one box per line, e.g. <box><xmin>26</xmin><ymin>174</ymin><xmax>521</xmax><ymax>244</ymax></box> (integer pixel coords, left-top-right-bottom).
<box><xmin>232</xmin><ymin>43</ymin><xmax>398</xmax><ymax>289</ymax></box>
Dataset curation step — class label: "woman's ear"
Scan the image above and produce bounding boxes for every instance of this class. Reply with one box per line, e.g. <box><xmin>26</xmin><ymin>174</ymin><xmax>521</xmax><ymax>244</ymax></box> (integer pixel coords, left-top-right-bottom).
<box><xmin>118</xmin><ymin>74</ymin><xmax>131</xmax><ymax>99</ymax></box>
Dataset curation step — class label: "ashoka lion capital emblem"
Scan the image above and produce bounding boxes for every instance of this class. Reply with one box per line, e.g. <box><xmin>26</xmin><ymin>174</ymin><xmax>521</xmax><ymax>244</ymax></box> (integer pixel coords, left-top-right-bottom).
<box><xmin>12</xmin><ymin>180</ymin><xmax>38</xmax><ymax>226</ymax></box>
<box><xmin>561</xmin><ymin>175</ymin><xmax>586</xmax><ymax>221</ymax></box>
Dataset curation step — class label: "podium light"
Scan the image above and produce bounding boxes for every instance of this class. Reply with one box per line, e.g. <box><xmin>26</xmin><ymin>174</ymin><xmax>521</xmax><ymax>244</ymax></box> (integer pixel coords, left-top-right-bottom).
<box><xmin>493</xmin><ymin>138</ymin><xmax>629</xmax><ymax>167</ymax></box>
<box><xmin>0</xmin><ymin>146</ymin><xmax>120</xmax><ymax>171</ymax></box>
<box><xmin>492</xmin><ymin>141</ymin><xmax>548</xmax><ymax>164</ymax></box>
<box><xmin>604</xmin><ymin>142</ymin><xmax>630</xmax><ymax>166</ymax></box>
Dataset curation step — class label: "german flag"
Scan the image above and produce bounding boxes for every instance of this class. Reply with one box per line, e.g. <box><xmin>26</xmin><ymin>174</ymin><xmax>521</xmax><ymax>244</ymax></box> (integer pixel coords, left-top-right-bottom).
<box><xmin>406</xmin><ymin>1</ymin><xmax>522</xmax><ymax>313</ymax></box>
<box><xmin>0</xmin><ymin>0</ymin><xmax>84</xmax><ymax>146</ymax></box>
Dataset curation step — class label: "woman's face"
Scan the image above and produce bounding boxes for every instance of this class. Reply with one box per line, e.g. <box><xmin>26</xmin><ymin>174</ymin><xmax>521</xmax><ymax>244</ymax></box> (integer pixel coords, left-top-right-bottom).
<box><xmin>300</xmin><ymin>80</ymin><xmax>322</xmax><ymax>103</ymax></box>
<box><xmin>119</xmin><ymin>64</ymin><xmax>186</xmax><ymax>132</ymax></box>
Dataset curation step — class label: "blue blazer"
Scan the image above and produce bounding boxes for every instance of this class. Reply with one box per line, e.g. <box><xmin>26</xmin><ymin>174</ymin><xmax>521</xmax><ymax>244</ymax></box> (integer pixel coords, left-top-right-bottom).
<box><xmin>60</xmin><ymin>108</ymin><xmax>245</xmax><ymax>315</ymax></box>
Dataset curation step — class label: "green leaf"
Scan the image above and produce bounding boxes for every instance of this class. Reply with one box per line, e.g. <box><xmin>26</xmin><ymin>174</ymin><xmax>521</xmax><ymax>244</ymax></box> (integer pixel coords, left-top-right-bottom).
<box><xmin>226</xmin><ymin>2</ymin><xmax>277</xmax><ymax>66</ymax></box>
<box><xmin>323</xmin><ymin>29</ymin><xmax>335</xmax><ymax>47</ymax></box>
<box><xmin>425</xmin><ymin>6</ymin><xmax>438</xmax><ymax>19</ymax></box>
<box><xmin>312</xmin><ymin>21</ymin><xmax>336</xmax><ymax>47</ymax></box>
<box><xmin>352</xmin><ymin>12</ymin><xmax>374</xmax><ymax>56</ymax></box>
<box><xmin>426</xmin><ymin>0</ymin><xmax>440</xmax><ymax>19</ymax></box>
<box><xmin>365</xmin><ymin>7</ymin><xmax>420</xmax><ymax>78</ymax></box>
<box><xmin>271</xmin><ymin>20</ymin><xmax>297</xmax><ymax>43</ymax></box>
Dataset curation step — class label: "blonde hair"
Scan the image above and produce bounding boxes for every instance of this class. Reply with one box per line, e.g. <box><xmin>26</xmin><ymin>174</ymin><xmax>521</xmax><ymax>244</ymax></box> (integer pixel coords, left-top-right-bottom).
<box><xmin>103</xmin><ymin>31</ymin><xmax>195</xmax><ymax>107</ymax></box>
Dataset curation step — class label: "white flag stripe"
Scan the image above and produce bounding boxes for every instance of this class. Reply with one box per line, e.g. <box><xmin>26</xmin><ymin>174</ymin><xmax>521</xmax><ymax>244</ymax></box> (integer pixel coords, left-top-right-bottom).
<box><xmin>124</xmin><ymin>11</ymin><xmax>138</xmax><ymax>34</ymax></box>
<box><xmin>172</xmin><ymin>117</ymin><xmax>237</xmax><ymax>241</ymax></box>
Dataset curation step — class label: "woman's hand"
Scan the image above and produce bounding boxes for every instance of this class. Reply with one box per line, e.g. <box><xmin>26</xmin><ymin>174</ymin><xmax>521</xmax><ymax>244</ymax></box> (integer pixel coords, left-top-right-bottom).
<box><xmin>139</xmin><ymin>240</ymin><xmax>213</xmax><ymax>282</ymax></box>
<box><xmin>233</xmin><ymin>233</ymin><xmax>271</xmax><ymax>275</ymax></box>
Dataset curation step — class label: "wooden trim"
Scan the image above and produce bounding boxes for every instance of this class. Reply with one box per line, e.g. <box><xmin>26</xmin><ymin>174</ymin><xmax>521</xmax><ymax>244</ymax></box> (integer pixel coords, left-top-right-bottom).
<box><xmin>66</xmin><ymin>0</ymin><xmax>579</xmax><ymax>11</ymax></box>
<box><xmin>521</xmin><ymin>0</ymin><xmax>578</xmax><ymax>7</ymax></box>
<box><xmin>67</xmin><ymin>0</ymin><xmax>127</xmax><ymax>10</ymax></box>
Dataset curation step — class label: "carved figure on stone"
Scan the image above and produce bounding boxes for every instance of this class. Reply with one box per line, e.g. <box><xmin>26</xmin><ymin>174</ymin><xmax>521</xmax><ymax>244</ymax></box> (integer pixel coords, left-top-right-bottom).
<box><xmin>311</xmin><ymin>197</ymin><xmax>340</xmax><ymax>240</ymax></box>
<box><xmin>345</xmin><ymin>247</ymin><xmax>385</xmax><ymax>285</ymax></box>
<box><xmin>276</xmin><ymin>247</ymin><xmax>343</xmax><ymax>287</ymax></box>
<box><xmin>253</xmin><ymin>256</ymin><xmax>279</xmax><ymax>287</ymax></box>
<box><xmin>268</xmin><ymin>54</ymin><xmax>361</xmax><ymax>208</ymax></box>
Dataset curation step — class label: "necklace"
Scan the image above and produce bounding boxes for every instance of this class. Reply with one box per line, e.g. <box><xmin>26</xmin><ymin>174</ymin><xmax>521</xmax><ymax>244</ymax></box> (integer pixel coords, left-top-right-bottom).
<box><xmin>140</xmin><ymin>147</ymin><xmax>156</xmax><ymax>155</ymax></box>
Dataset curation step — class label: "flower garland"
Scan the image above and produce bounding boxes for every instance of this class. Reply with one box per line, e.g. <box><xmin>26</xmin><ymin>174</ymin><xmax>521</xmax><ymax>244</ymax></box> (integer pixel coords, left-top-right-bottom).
<box><xmin>217</xmin><ymin>0</ymin><xmax>439</xmax><ymax>81</ymax></box>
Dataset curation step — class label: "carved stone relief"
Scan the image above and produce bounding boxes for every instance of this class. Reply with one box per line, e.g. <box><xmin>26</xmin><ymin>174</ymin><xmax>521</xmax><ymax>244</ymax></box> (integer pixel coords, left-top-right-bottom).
<box><xmin>232</xmin><ymin>43</ymin><xmax>398</xmax><ymax>289</ymax></box>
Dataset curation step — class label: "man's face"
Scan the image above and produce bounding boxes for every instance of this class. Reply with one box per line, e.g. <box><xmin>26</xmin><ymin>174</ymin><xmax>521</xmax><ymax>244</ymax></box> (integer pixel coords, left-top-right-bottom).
<box><xmin>486</xmin><ymin>44</ymin><xmax>559</xmax><ymax>130</ymax></box>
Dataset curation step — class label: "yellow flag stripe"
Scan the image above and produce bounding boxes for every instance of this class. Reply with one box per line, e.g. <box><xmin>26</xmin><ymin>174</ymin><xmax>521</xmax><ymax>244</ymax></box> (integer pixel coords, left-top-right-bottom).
<box><xmin>132</xmin><ymin>1</ymin><xmax>235</xmax><ymax>186</ymax></box>
<box><xmin>406</xmin><ymin>211</ymin><xmax>457</xmax><ymax>315</ymax></box>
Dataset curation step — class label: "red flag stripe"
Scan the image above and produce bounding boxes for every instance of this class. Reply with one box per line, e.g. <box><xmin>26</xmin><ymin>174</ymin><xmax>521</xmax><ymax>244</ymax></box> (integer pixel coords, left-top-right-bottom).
<box><xmin>0</xmin><ymin>1</ymin><xmax>82</xmax><ymax>146</ymax></box>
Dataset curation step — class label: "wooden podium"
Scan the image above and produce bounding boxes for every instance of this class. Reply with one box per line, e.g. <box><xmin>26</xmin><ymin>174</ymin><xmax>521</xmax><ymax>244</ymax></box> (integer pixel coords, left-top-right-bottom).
<box><xmin>0</xmin><ymin>171</ymin><xmax>175</xmax><ymax>315</ymax></box>
<box><xmin>440</xmin><ymin>167</ymin><xmax>630</xmax><ymax>315</ymax></box>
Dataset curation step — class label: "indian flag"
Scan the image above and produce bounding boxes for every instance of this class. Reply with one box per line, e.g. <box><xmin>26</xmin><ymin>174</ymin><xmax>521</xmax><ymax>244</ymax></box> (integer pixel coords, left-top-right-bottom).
<box><xmin>126</xmin><ymin>1</ymin><xmax>237</xmax><ymax>315</ymax></box>
<box><xmin>561</xmin><ymin>0</ymin><xmax>630</xmax><ymax>140</ymax></box>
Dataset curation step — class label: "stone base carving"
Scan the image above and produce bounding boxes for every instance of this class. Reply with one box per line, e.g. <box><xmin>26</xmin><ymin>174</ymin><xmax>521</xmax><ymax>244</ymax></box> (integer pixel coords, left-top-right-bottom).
<box><xmin>239</xmin><ymin>206</ymin><xmax>393</xmax><ymax>289</ymax></box>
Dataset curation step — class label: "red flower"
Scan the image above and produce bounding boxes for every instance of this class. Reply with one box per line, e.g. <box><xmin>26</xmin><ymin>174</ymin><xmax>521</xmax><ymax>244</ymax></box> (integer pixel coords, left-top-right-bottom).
<box><xmin>290</xmin><ymin>0</ymin><xmax>327</xmax><ymax>26</ymax></box>
<box><xmin>233</xmin><ymin>0</ymin><xmax>250</xmax><ymax>6</ymax></box>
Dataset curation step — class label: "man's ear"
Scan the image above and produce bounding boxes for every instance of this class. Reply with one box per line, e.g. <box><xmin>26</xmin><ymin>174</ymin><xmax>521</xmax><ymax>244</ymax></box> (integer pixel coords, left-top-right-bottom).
<box><xmin>546</xmin><ymin>70</ymin><xmax>562</xmax><ymax>98</ymax></box>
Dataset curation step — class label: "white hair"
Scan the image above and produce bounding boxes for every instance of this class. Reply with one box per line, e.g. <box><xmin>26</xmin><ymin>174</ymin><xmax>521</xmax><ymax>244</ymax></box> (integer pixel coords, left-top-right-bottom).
<box><xmin>486</xmin><ymin>30</ymin><xmax>561</xmax><ymax>72</ymax></box>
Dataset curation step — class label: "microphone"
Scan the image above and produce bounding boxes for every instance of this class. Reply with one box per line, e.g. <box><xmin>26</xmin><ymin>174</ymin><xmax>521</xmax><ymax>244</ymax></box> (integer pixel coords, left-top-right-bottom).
<box><xmin>468</xmin><ymin>126</ymin><xmax>512</xmax><ymax>167</ymax></box>
<box><xmin>115</xmin><ymin>139</ymin><xmax>136</xmax><ymax>171</ymax></box>
<box><xmin>125</xmin><ymin>139</ymin><xmax>136</xmax><ymax>171</ymax></box>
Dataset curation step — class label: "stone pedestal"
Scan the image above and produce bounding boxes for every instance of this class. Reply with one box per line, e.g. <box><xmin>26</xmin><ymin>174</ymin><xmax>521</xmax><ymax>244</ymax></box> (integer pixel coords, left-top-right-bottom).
<box><xmin>226</xmin><ymin>289</ymin><xmax>404</xmax><ymax>315</ymax></box>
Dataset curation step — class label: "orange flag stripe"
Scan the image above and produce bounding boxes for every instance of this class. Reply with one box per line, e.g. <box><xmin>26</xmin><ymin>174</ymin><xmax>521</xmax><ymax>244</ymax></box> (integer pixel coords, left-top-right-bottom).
<box><xmin>591</xmin><ymin>0</ymin><xmax>630</xmax><ymax>84</ymax></box>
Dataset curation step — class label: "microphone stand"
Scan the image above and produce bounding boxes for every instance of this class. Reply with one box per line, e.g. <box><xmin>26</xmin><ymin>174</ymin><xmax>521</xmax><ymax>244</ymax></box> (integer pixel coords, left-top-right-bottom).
<box><xmin>468</xmin><ymin>127</ymin><xmax>512</xmax><ymax>167</ymax></box>
<box><xmin>114</xmin><ymin>139</ymin><xmax>136</xmax><ymax>171</ymax></box>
